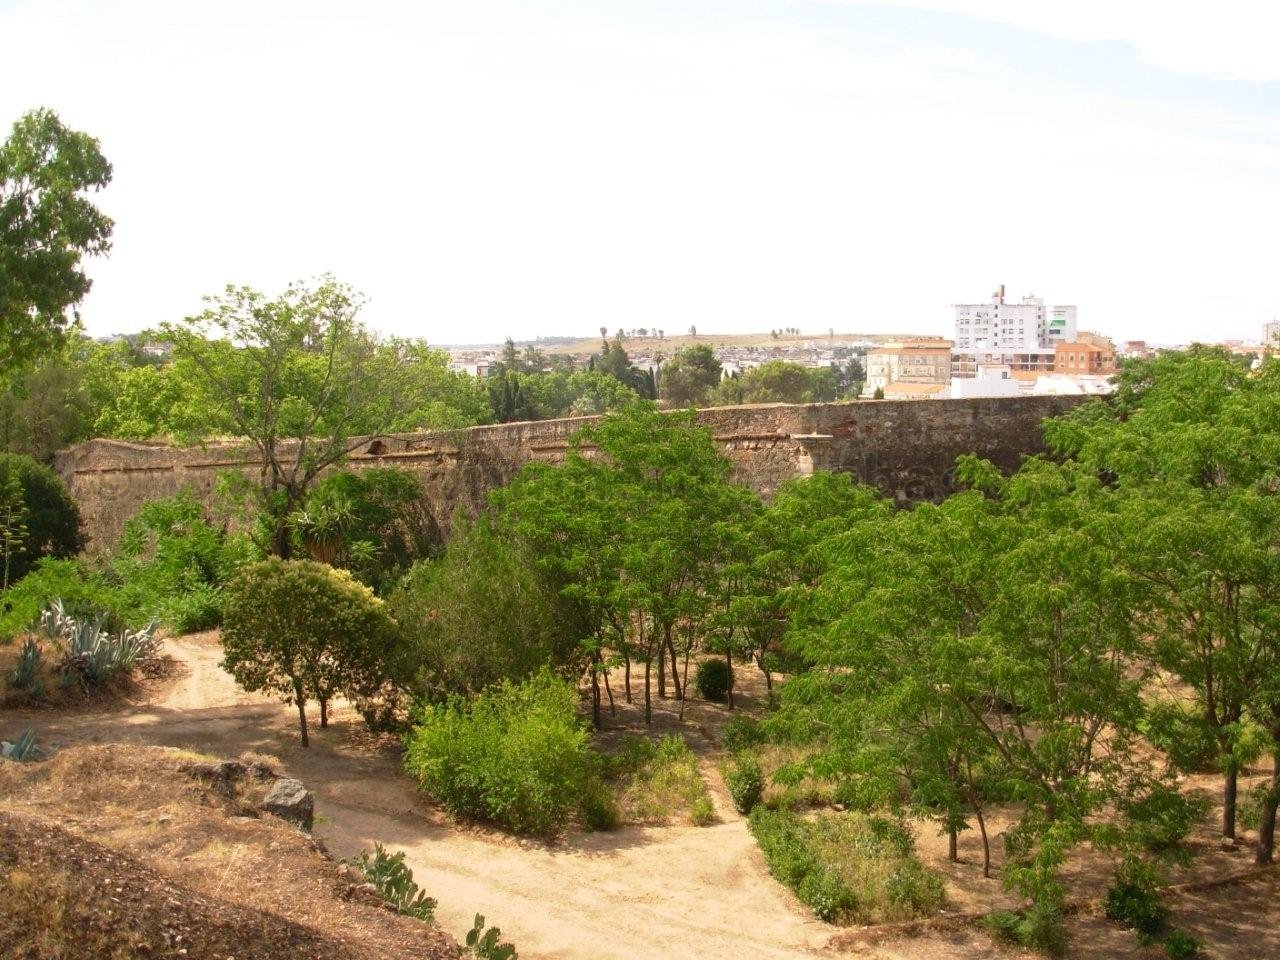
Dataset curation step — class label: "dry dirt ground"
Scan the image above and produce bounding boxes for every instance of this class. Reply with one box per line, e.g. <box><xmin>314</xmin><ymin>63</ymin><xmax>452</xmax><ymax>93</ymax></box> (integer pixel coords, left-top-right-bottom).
<box><xmin>3</xmin><ymin>631</ymin><xmax>1277</xmax><ymax>960</ymax></box>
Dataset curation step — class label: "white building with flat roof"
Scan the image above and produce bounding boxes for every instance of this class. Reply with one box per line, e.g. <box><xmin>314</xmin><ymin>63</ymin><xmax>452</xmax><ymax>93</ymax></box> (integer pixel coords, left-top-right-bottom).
<box><xmin>952</xmin><ymin>285</ymin><xmax>1076</xmax><ymax>378</ymax></box>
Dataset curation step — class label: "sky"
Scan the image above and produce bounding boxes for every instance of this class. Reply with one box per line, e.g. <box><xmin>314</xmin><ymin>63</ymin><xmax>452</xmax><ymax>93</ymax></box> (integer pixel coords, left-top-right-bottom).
<box><xmin>3</xmin><ymin>0</ymin><xmax>1279</xmax><ymax>347</ymax></box>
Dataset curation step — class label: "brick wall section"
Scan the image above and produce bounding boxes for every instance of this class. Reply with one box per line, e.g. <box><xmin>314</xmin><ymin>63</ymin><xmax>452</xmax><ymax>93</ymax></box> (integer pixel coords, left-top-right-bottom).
<box><xmin>54</xmin><ymin>395</ymin><xmax>1085</xmax><ymax>552</ymax></box>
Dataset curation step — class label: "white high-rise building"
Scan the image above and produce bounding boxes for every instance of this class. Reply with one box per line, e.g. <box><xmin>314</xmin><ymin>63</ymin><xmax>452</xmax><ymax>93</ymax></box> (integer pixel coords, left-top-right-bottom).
<box><xmin>952</xmin><ymin>285</ymin><xmax>1076</xmax><ymax>378</ymax></box>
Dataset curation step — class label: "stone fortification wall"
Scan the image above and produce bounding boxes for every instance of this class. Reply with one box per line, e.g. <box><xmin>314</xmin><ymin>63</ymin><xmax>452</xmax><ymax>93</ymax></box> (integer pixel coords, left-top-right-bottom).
<box><xmin>54</xmin><ymin>395</ymin><xmax>1085</xmax><ymax>552</ymax></box>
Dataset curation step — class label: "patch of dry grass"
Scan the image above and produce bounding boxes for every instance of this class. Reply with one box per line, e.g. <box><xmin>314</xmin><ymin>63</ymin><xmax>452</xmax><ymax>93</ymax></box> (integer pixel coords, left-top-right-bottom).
<box><xmin>608</xmin><ymin>734</ymin><xmax>715</xmax><ymax>825</ymax></box>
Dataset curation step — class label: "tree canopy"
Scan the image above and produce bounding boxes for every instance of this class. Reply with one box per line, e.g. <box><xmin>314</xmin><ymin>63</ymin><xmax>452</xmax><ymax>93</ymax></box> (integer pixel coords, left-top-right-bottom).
<box><xmin>0</xmin><ymin>109</ymin><xmax>113</xmax><ymax>369</ymax></box>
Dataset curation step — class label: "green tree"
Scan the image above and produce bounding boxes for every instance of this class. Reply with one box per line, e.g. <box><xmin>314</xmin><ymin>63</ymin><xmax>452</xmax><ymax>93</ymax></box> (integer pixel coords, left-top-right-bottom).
<box><xmin>787</xmin><ymin>457</ymin><xmax>1155</xmax><ymax>922</ymax></box>
<box><xmin>1046</xmin><ymin>349</ymin><xmax>1280</xmax><ymax>848</ymax></box>
<box><xmin>709</xmin><ymin>360</ymin><xmax>836</xmax><ymax>406</ymax></box>
<box><xmin>0</xmin><ymin>453</ymin><xmax>83</xmax><ymax>585</ymax></box>
<box><xmin>389</xmin><ymin>516</ymin><xmax>585</xmax><ymax>702</ymax></box>
<box><xmin>0</xmin><ymin>109</ymin><xmax>113</xmax><ymax>369</ymax></box>
<box><xmin>163</xmin><ymin>278</ymin><xmax>416</xmax><ymax>557</ymax></box>
<box><xmin>222</xmin><ymin>557</ymin><xmax>400</xmax><ymax>745</ymax></box>
<box><xmin>659</xmin><ymin>344</ymin><xmax>721</xmax><ymax>407</ymax></box>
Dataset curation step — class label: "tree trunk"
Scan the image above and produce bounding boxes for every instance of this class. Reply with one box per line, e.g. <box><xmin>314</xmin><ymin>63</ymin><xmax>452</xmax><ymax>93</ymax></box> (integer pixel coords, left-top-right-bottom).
<box><xmin>679</xmin><ymin>647</ymin><xmax>691</xmax><ymax>721</ymax></box>
<box><xmin>667</xmin><ymin>635</ymin><xmax>682</xmax><ymax>701</ymax></box>
<box><xmin>624</xmin><ymin>656</ymin><xmax>632</xmax><ymax>703</ymax></box>
<box><xmin>976</xmin><ymin>806</ymin><xmax>991</xmax><ymax>878</ymax></box>
<box><xmin>1224</xmin><ymin>765</ymin><xmax>1239</xmax><ymax>840</ymax></box>
<box><xmin>603</xmin><ymin>663</ymin><xmax>616</xmax><ymax>714</ymax></box>
<box><xmin>272</xmin><ymin>517</ymin><xmax>293</xmax><ymax>559</ymax></box>
<box><xmin>590</xmin><ymin>653</ymin><xmax>602</xmax><ymax>729</ymax></box>
<box><xmin>727</xmin><ymin>649</ymin><xmax>735</xmax><ymax>711</ymax></box>
<box><xmin>948</xmin><ymin>824</ymin><xmax>959</xmax><ymax>862</ymax></box>
<box><xmin>657</xmin><ymin>640</ymin><xmax>666</xmax><ymax>698</ymax></box>
<box><xmin>644</xmin><ymin>657</ymin><xmax>652</xmax><ymax>725</ymax></box>
<box><xmin>294</xmin><ymin>687</ymin><xmax>310</xmax><ymax>748</ymax></box>
<box><xmin>1256</xmin><ymin>746</ymin><xmax>1280</xmax><ymax>866</ymax></box>
<box><xmin>319</xmin><ymin>697</ymin><xmax>328</xmax><ymax>729</ymax></box>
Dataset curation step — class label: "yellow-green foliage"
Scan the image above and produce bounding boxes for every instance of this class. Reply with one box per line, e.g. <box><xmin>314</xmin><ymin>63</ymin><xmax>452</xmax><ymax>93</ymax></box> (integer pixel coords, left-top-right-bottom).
<box><xmin>222</xmin><ymin>558</ymin><xmax>402</xmax><ymax>740</ymax></box>
<box><xmin>608</xmin><ymin>734</ymin><xmax>713</xmax><ymax>826</ymax></box>
<box><xmin>749</xmin><ymin>807</ymin><xmax>945</xmax><ymax>924</ymax></box>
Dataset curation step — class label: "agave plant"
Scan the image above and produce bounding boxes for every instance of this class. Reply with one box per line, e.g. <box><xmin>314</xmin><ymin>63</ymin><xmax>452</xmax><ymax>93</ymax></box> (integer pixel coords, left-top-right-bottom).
<box><xmin>36</xmin><ymin>598</ymin><xmax>77</xmax><ymax>641</ymax></box>
<box><xmin>7</xmin><ymin>635</ymin><xmax>44</xmax><ymax>695</ymax></box>
<box><xmin>1</xmin><ymin>728</ymin><xmax>41</xmax><ymax>762</ymax></box>
<box><xmin>42</xmin><ymin>599</ymin><xmax>161</xmax><ymax>689</ymax></box>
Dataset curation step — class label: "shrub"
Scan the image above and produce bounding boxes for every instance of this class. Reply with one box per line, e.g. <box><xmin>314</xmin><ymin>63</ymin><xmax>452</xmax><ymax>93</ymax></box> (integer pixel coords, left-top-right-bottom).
<box><xmin>689</xmin><ymin>795</ymin><xmax>716</xmax><ymax>826</ymax></box>
<box><xmin>403</xmin><ymin>670</ymin><xmax>601</xmax><ymax>836</ymax></box>
<box><xmin>606</xmin><ymin>734</ymin><xmax>712</xmax><ymax>825</ymax></box>
<box><xmin>749</xmin><ymin>807</ymin><xmax>943</xmax><ymax>925</ymax></box>
<box><xmin>389</xmin><ymin>518</ymin><xmax>584</xmax><ymax>702</ymax></box>
<box><xmin>721</xmin><ymin>714</ymin><xmax>764</xmax><ymax>754</ymax></box>
<box><xmin>0</xmin><ymin>453</ymin><xmax>83</xmax><ymax>587</ymax></box>
<box><xmin>580</xmin><ymin>778</ymin><xmax>621</xmax><ymax>831</ymax></box>
<box><xmin>290</xmin><ymin>468</ymin><xmax>432</xmax><ymax>593</ymax></box>
<box><xmin>724</xmin><ymin>753</ymin><xmax>764</xmax><ymax>813</ymax></box>
<box><xmin>1104</xmin><ymin>860</ymin><xmax>1167</xmax><ymax>938</ymax></box>
<box><xmin>695</xmin><ymin>658</ymin><xmax>731</xmax><ymax>703</ymax></box>
<box><xmin>984</xmin><ymin>904</ymin><xmax>1065</xmax><ymax>953</ymax></box>
<box><xmin>222</xmin><ymin>558</ymin><xmax>403</xmax><ymax>746</ymax></box>
<box><xmin>0</xmin><ymin>558</ymin><xmax>120</xmax><ymax>641</ymax></box>
<box><xmin>1163</xmin><ymin>928</ymin><xmax>1202</xmax><ymax>959</ymax></box>
<box><xmin>347</xmin><ymin>842</ymin><xmax>436</xmax><ymax>921</ymax></box>
<box><xmin>110</xmin><ymin>491</ymin><xmax>255</xmax><ymax>632</ymax></box>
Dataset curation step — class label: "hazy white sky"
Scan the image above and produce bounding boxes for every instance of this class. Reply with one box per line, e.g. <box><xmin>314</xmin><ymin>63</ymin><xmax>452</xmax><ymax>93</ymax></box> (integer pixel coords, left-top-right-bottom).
<box><xmin>3</xmin><ymin>0</ymin><xmax>1278</xmax><ymax>346</ymax></box>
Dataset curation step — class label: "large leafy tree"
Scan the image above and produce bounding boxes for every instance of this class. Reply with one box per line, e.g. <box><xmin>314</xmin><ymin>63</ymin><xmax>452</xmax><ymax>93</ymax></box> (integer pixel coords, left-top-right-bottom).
<box><xmin>659</xmin><ymin>344</ymin><xmax>721</xmax><ymax>407</ymax></box>
<box><xmin>163</xmin><ymin>278</ymin><xmax>417</xmax><ymax>557</ymax></box>
<box><xmin>786</xmin><ymin>457</ymin><xmax>1156</xmax><ymax>918</ymax></box>
<box><xmin>0</xmin><ymin>109</ymin><xmax>113</xmax><ymax>369</ymax></box>
<box><xmin>1046</xmin><ymin>349</ymin><xmax>1280</xmax><ymax>851</ymax></box>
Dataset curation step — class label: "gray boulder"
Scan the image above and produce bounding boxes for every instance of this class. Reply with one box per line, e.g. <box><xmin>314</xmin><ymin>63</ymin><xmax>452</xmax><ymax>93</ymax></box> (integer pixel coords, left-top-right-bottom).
<box><xmin>259</xmin><ymin>778</ymin><xmax>314</xmax><ymax>832</ymax></box>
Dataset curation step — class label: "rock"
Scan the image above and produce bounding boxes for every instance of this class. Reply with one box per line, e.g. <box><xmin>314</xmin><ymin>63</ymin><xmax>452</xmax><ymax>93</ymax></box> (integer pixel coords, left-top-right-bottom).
<box><xmin>1221</xmin><ymin>838</ymin><xmax>1239</xmax><ymax>852</ymax></box>
<box><xmin>259</xmin><ymin>778</ymin><xmax>313</xmax><ymax>832</ymax></box>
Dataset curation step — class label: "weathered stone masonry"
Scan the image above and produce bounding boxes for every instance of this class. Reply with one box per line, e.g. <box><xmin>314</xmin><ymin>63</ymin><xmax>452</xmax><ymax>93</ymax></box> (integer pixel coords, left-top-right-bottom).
<box><xmin>55</xmin><ymin>395</ymin><xmax>1085</xmax><ymax>552</ymax></box>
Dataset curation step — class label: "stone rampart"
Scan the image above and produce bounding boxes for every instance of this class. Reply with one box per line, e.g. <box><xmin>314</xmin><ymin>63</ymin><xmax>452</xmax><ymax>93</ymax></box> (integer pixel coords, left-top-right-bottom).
<box><xmin>54</xmin><ymin>395</ymin><xmax>1085</xmax><ymax>552</ymax></box>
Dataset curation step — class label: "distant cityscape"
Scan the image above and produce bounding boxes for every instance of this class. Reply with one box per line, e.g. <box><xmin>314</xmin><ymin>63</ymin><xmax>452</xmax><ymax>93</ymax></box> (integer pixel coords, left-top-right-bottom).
<box><xmin>441</xmin><ymin>284</ymin><xmax>1280</xmax><ymax>403</ymax></box>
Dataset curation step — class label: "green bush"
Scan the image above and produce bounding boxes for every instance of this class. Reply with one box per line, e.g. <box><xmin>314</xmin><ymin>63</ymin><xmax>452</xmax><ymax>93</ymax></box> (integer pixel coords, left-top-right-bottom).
<box><xmin>984</xmin><ymin>904</ymin><xmax>1066</xmax><ymax>953</ymax></box>
<box><xmin>1122</xmin><ymin>784</ymin><xmax>1210</xmax><ymax>858</ymax></box>
<box><xmin>580</xmin><ymin>778</ymin><xmax>621</xmax><ymax>831</ymax></box>
<box><xmin>389</xmin><ymin>518</ymin><xmax>585</xmax><ymax>702</ymax></box>
<box><xmin>695</xmin><ymin>658</ymin><xmax>731</xmax><ymax>703</ymax></box>
<box><xmin>689</xmin><ymin>795</ymin><xmax>715</xmax><ymax>826</ymax></box>
<box><xmin>749</xmin><ymin>807</ymin><xmax>943</xmax><ymax>925</ymax></box>
<box><xmin>223</xmin><ymin>558</ymin><xmax>404</xmax><ymax>744</ymax></box>
<box><xmin>110</xmin><ymin>491</ymin><xmax>255</xmax><ymax>632</ymax></box>
<box><xmin>1163</xmin><ymin>928</ymin><xmax>1202</xmax><ymax>959</ymax></box>
<box><xmin>721</xmin><ymin>714</ymin><xmax>764</xmax><ymax>754</ymax></box>
<box><xmin>0</xmin><ymin>558</ymin><xmax>121</xmax><ymax>641</ymax></box>
<box><xmin>1104</xmin><ymin>861</ymin><xmax>1168</xmax><ymax>938</ymax></box>
<box><xmin>0</xmin><ymin>453</ymin><xmax>84</xmax><ymax>586</ymax></box>
<box><xmin>724</xmin><ymin>753</ymin><xmax>764</xmax><ymax>813</ymax></box>
<box><xmin>403</xmin><ymin>670</ymin><xmax>601</xmax><ymax>836</ymax></box>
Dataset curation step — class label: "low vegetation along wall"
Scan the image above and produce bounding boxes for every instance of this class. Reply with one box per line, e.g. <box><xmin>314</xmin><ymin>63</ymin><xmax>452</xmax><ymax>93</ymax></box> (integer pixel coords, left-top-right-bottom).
<box><xmin>55</xmin><ymin>395</ymin><xmax>1084</xmax><ymax>552</ymax></box>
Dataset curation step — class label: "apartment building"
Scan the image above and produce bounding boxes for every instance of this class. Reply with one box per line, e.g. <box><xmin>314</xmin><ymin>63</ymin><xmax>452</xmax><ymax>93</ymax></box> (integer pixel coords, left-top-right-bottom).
<box><xmin>952</xmin><ymin>285</ymin><xmax>1075</xmax><ymax>378</ymax></box>
<box><xmin>862</xmin><ymin>339</ymin><xmax>953</xmax><ymax>396</ymax></box>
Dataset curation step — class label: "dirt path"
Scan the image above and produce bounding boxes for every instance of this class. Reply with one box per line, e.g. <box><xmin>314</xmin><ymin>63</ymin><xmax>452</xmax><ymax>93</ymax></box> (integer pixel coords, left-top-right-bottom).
<box><xmin>2</xmin><ymin>633</ymin><xmax>829</xmax><ymax>960</ymax></box>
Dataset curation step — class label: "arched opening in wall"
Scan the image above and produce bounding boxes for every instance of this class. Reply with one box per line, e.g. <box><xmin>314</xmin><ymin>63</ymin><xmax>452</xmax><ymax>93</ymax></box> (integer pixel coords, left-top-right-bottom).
<box><xmin>365</xmin><ymin>439</ymin><xmax>387</xmax><ymax>457</ymax></box>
